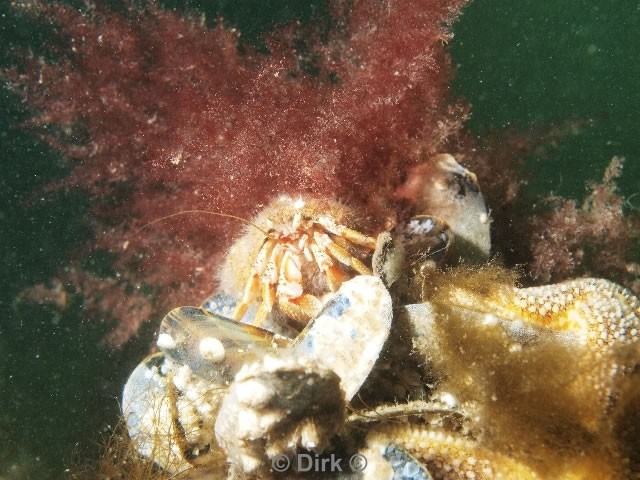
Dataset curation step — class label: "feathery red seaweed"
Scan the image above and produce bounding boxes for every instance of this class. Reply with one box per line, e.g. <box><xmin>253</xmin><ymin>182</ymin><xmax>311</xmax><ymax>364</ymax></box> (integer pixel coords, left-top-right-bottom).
<box><xmin>7</xmin><ymin>0</ymin><xmax>469</xmax><ymax>345</ymax></box>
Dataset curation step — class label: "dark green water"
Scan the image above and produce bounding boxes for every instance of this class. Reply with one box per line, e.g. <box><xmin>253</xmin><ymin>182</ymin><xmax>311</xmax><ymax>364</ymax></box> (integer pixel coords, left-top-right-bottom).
<box><xmin>451</xmin><ymin>0</ymin><xmax>640</xmax><ymax>199</ymax></box>
<box><xmin>0</xmin><ymin>1</ymin><xmax>638</xmax><ymax>478</ymax></box>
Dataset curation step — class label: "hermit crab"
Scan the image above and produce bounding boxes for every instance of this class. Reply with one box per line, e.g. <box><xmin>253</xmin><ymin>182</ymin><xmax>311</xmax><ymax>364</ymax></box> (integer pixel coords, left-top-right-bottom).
<box><xmin>121</xmin><ymin>154</ymin><xmax>640</xmax><ymax>479</ymax></box>
<box><xmin>217</xmin><ymin>196</ymin><xmax>377</xmax><ymax>332</ymax></box>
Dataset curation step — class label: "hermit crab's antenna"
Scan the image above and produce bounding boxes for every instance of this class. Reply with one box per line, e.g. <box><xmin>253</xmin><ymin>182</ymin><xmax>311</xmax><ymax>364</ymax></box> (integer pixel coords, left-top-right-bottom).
<box><xmin>137</xmin><ymin>210</ymin><xmax>269</xmax><ymax>235</ymax></box>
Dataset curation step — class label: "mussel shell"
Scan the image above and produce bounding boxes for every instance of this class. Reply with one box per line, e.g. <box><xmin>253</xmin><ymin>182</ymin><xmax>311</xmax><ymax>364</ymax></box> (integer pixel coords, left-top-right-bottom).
<box><xmin>122</xmin><ymin>352</ymin><xmax>193</xmax><ymax>474</ymax></box>
<box><xmin>292</xmin><ymin>275</ymin><xmax>393</xmax><ymax>400</ymax></box>
<box><xmin>201</xmin><ymin>293</ymin><xmax>237</xmax><ymax>319</ymax></box>
<box><xmin>158</xmin><ymin>306</ymin><xmax>290</xmax><ymax>384</ymax></box>
<box><xmin>382</xmin><ymin>444</ymin><xmax>434</xmax><ymax>480</ymax></box>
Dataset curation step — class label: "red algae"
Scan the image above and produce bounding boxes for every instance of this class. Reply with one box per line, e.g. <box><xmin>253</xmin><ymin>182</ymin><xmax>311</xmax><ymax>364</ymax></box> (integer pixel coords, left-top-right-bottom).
<box><xmin>6</xmin><ymin>0</ymin><xmax>469</xmax><ymax>346</ymax></box>
<box><xmin>530</xmin><ymin>157</ymin><xmax>640</xmax><ymax>292</ymax></box>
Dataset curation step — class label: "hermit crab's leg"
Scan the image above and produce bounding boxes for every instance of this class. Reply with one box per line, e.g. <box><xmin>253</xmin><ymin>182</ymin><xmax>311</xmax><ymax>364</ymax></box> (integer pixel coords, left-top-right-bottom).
<box><xmin>308</xmin><ymin>236</ymin><xmax>350</xmax><ymax>292</ymax></box>
<box><xmin>315</xmin><ymin>215</ymin><xmax>377</xmax><ymax>250</ymax></box>
<box><xmin>232</xmin><ymin>237</ymin><xmax>275</xmax><ymax>322</ymax></box>
<box><xmin>275</xmin><ymin>249</ymin><xmax>323</xmax><ymax>327</ymax></box>
<box><xmin>277</xmin><ymin>250</ymin><xmax>304</xmax><ymax>300</ymax></box>
<box><xmin>254</xmin><ymin>242</ymin><xmax>284</xmax><ymax>326</ymax></box>
<box><xmin>313</xmin><ymin>230</ymin><xmax>373</xmax><ymax>275</ymax></box>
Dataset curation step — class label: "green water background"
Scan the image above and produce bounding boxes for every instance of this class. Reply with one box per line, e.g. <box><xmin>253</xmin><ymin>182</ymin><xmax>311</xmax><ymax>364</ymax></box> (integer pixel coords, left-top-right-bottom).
<box><xmin>0</xmin><ymin>0</ymin><xmax>638</xmax><ymax>477</ymax></box>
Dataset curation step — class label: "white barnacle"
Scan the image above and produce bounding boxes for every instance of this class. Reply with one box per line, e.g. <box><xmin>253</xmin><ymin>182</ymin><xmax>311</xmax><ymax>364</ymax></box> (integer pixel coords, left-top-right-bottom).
<box><xmin>199</xmin><ymin>336</ymin><xmax>226</xmax><ymax>363</ymax></box>
<box><xmin>156</xmin><ymin>333</ymin><xmax>176</xmax><ymax>349</ymax></box>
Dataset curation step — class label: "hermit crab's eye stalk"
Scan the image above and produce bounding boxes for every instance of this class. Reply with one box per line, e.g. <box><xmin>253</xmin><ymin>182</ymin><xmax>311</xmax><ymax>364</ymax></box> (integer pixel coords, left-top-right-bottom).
<box><xmin>217</xmin><ymin>196</ymin><xmax>378</xmax><ymax>331</ymax></box>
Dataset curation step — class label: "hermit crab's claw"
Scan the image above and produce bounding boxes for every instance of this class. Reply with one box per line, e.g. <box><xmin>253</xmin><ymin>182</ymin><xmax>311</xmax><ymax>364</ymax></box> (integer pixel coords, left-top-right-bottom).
<box><xmin>277</xmin><ymin>293</ymin><xmax>323</xmax><ymax>328</ymax></box>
